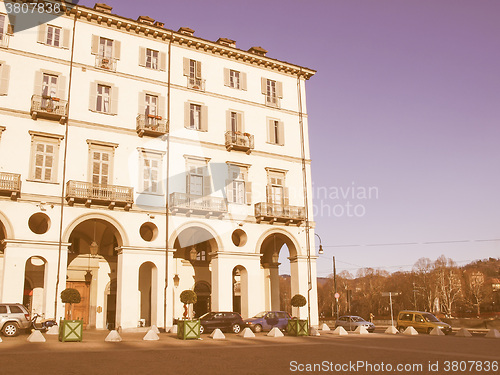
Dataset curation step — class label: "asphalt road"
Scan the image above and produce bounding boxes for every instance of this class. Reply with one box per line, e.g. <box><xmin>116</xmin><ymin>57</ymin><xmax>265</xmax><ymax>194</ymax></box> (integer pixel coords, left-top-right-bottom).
<box><xmin>0</xmin><ymin>330</ymin><xmax>499</xmax><ymax>375</ymax></box>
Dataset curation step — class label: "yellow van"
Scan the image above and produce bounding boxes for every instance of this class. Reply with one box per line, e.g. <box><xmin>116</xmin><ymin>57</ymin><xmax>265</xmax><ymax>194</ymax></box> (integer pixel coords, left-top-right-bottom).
<box><xmin>397</xmin><ymin>310</ymin><xmax>452</xmax><ymax>334</ymax></box>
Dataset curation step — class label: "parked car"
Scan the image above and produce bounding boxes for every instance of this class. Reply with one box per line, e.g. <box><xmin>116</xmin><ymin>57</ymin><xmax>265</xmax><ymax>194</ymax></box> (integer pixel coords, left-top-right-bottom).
<box><xmin>335</xmin><ymin>315</ymin><xmax>375</xmax><ymax>332</ymax></box>
<box><xmin>0</xmin><ymin>303</ymin><xmax>31</xmax><ymax>337</ymax></box>
<box><xmin>397</xmin><ymin>310</ymin><xmax>452</xmax><ymax>334</ymax></box>
<box><xmin>199</xmin><ymin>312</ymin><xmax>245</xmax><ymax>334</ymax></box>
<box><xmin>244</xmin><ymin>311</ymin><xmax>291</xmax><ymax>333</ymax></box>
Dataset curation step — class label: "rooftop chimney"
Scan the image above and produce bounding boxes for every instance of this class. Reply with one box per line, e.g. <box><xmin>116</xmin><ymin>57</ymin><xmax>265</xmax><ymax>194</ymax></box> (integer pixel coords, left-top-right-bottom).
<box><xmin>93</xmin><ymin>3</ymin><xmax>112</xmax><ymax>13</ymax></box>
<box><xmin>217</xmin><ymin>38</ymin><xmax>236</xmax><ymax>48</ymax></box>
<box><xmin>154</xmin><ymin>21</ymin><xmax>165</xmax><ymax>28</ymax></box>
<box><xmin>178</xmin><ymin>27</ymin><xmax>195</xmax><ymax>36</ymax></box>
<box><xmin>248</xmin><ymin>46</ymin><xmax>268</xmax><ymax>57</ymax></box>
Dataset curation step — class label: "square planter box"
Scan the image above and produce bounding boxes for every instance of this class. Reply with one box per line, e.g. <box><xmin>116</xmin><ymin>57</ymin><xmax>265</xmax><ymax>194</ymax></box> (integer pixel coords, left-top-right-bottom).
<box><xmin>286</xmin><ymin>319</ymin><xmax>309</xmax><ymax>336</ymax></box>
<box><xmin>59</xmin><ymin>319</ymin><xmax>83</xmax><ymax>342</ymax></box>
<box><xmin>177</xmin><ymin>319</ymin><xmax>200</xmax><ymax>340</ymax></box>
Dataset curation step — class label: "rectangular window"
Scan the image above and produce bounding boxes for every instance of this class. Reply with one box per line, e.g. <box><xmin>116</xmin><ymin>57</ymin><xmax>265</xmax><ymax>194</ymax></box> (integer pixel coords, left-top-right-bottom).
<box><xmin>146</xmin><ymin>48</ymin><xmax>158</xmax><ymax>69</ymax></box>
<box><xmin>29</xmin><ymin>133</ymin><xmax>62</xmax><ymax>183</ymax></box>
<box><xmin>229</xmin><ymin>70</ymin><xmax>240</xmax><ymax>89</ymax></box>
<box><xmin>227</xmin><ymin>165</ymin><xmax>250</xmax><ymax>205</ymax></box>
<box><xmin>0</xmin><ymin>14</ymin><xmax>6</xmax><ymax>41</ymax></box>
<box><xmin>143</xmin><ymin>158</ymin><xmax>160</xmax><ymax>193</ymax></box>
<box><xmin>99</xmin><ymin>37</ymin><xmax>113</xmax><ymax>58</ymax></box>
<box><xmin>230</xmin><ymin>111</ymin><xmax>238</xmax><ymax>133</ymax></box>
<box><xmin>145</xmin><ymin>94</ymin><xmax>158</xmax><ymax>125</ymax></box>
<box><xmin>190</xmin><ymin>103</ymin><xmax>201</xmax><ymax>130</ymax></box>
<box><xmin>184</xmin><ymin>58</ymin><xmax>203</xmax><ymax>90</ymax></box>
<box><xmin>91</xmin><ymin>150</ymin><xmax>111</xmax><ymax>185</ymax></box>
<box><xmin>267</xmin><ymin>172</ymin><xmax>286</xmax><ymax>206</ymax></box>
<box><xmin>41</xmin><ymin>73</ymin><xmax>58</xmax><ymax>97</ymax></box>
<box><xmin>267</xmin><ymin>79</ymin><xmax>277</xmax><ymax>104</ymax></box>
<box><xmin>46</xmin><ymin>25</ymin><xmax>61</xmax><ymax>47</ymax></box>
<box><xmin>268</xmin><ymin>119</ymin><xmax>284</xmax><ymax>146</ymax></box>
<box><xmin>96</xmin><ymin>84</ymin><xmax>110</xmax><ymax>113</ymax></box>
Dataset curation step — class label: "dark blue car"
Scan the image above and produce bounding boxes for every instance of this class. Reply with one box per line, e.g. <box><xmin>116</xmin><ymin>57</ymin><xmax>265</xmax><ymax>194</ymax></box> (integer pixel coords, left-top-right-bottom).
<box><xmin>244</xmin><ymin>311</ymin><xmax>291</xmax><ymax>333</ymax></box>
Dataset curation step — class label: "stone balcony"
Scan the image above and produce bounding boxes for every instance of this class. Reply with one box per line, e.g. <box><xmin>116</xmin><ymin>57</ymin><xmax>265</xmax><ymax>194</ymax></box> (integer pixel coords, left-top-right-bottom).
<box><xmin>169</xmin><ymin>192</ymin><xmax>227</xmax><ymax>218</ymax></box>
<box><xmin>254</xmin><ymin>202</ymin><xmax>305</xmax><ymax>225</ymax></box>
<box><xmin>30</xmin><ymin>95</ymin><xmax>68</xmax><ymax>124</ymax></box>
<box><xmin>225</xmin><ymin>131</ymin><xmax>254</xmax><ymax>154</ymax></box>
<box><xmin>66</xmin><ymin>180</ymin><xmax>133</xmax><ymax>210</ymax></box>
<box><xmin>136</xmin><ymin>114</ymin><xmax>168</xmax><ymax>137</ymax></box>
<box><xmin>0</xmin><ymin>172</ymin><xmax>21</xmax><ymax>200</ymax></box>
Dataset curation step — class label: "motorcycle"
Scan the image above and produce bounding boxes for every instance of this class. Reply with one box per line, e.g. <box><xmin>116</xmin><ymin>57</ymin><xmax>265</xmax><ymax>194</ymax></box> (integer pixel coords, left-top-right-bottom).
<box><xmin>28</xmin><ymin>313</ymin><xmax>58</xmax><ymax>333</ymax></box>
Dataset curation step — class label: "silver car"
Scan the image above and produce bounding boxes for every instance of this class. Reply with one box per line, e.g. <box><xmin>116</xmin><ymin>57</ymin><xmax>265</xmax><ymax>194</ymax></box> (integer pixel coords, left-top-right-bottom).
<box><xmin>335</xmin><ymin>315</ymin><xmax>375</xmax><ymax>332</ymax></box>
<box><xmin>0</xmin><ymin>304</ymin><xmax>31</xmax><ymax>337</ymax></box>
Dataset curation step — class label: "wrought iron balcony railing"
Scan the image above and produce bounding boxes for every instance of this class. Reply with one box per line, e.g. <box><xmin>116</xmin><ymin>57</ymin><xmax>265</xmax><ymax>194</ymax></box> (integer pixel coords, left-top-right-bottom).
<box><xmin>187</xmin><ymin>77</ymin><xmax>205</xmax><ymax>91</ymax></box>
<box><xmin>95</xmin><ymin>55</ymin><xmax>117</xmax><ymax>71</ymax></box>
<box><xmin>136</xmin><ymin>114</ymin><xmax>168</xmax><ymax>137</ymax></box>
<box><xmin>0</xmin><ymin>172</ymin><xmax>21</xmax><ymax>199</ymax></box>
<box><xmin>30</xmin><ymin>95</ymin><xmax>68</xmax><ymax>124</ymax></box>
<box><xmin>170</xmin><ymin>192</ymin><xmax>227</xmax><ymax>218</ymax></box>
<box><xmin>225</xmin><ymin>131</ymin><xmax>254</xmax><ymax>154</ymax></box>
<box><xmin>255</xmin><ymin>202</ymin><xmax>305</xmax><ymax>225</ymax></box>
<box><xmin>66</xmin><ymin>180</ymin><xmax>133</xmax><ymax>210</ymax></box>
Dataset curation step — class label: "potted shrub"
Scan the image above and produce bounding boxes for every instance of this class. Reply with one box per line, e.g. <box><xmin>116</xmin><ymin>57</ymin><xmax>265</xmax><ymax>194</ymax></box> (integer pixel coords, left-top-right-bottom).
<box><xmin>286</xmin><ymin>294</ymin><xmax>308</xmax><ymax>336</ymax></box>
<box><xmin>177</xmin><ymin>290</ymin><xmax>200</xmax><ymax>340</ymax></box>
<box><xmin>59</xmin><ymin>288</ymin><xmax>83</xmax><ymax>342</ymax></box>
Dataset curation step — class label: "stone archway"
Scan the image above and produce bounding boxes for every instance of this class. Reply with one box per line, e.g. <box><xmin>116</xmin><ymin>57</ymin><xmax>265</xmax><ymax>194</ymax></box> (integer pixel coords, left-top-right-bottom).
<box><xmin>232</xmin><ymin>265</ymin><xmax>248</xmax><ymax>317</ymax></box>
<box><xmin>66</xmin><ymin>218</ymin><xmax>122</xmax><ymax>329</ymax></box>
<box><xmin>24</xmin><ymin>256</ymin><xmax>47</xmax><ymax>316</ymax></box>
<box><xmin>138</xmin><ymin>261</ymin><xmax>158</xmax><ymax>327</ymax></box>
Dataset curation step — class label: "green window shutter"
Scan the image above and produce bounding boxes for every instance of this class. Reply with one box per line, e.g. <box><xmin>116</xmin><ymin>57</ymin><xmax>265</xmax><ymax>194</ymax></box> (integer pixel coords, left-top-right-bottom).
<box><xmin>89</xmin><ymin>82</ymin><xmax>97</xmax><ymax>111</ymax></box>
<box><xmin>91</xmin><ymin>35</ymin><xmax>99</xmax><ymax>54</ymax></box>
<box><xmin>0</xmin><ymin>64</ymin><xmax>10</xmax><ymax>96</ymax></box>
<box><xmin>62</xmin><ymin>28</ymin><xmax>70</xmax><ymax>49</ymax></box>
<box><xmin>159</xmin><ymin>52</ymin><xmax>167</xmax><ymax>71</ymax></box>
<box><xmin>113</xmin><ymin>40</ymin><xmax>121</xmax><ymax>60</ymax></box>
<box><xmin>139</xmin><ymin>47</ymin><xmax>146</xmax><ymax>66</ymax></box>
<box><xmin>38</xmin><ymin>24</ymin><xmax>47</xmax><ymax>43</ymax></box>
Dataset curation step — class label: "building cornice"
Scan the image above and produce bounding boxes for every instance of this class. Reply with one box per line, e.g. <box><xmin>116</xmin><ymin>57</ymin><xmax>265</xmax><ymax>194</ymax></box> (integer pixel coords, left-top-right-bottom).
<box><xmin>69</xmin><ymin>4</ymin><xmax>316</xmax><ymax>80</ymax></box>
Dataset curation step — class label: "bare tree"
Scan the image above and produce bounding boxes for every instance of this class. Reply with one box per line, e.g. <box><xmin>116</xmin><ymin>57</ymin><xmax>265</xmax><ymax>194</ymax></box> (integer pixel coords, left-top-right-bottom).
<box><xmin>434</xmin><ymin>255</ymin><xmax>462</xmax><ymax>317</ymax></box>
<box><xmin>463</xmin><ymin>270</ymin><xmax>488</xmax><ymax>316</ymax></box>
<box><xmin>413</xmin><ymin>257</ymin><xmax>436</xmax><ymax>312</ymax></box>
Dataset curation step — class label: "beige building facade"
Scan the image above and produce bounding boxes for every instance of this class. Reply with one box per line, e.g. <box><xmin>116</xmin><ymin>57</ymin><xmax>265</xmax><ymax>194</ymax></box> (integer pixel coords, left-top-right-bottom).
<box><xmin>0</xmin><ymin>1</ymin><xmax>318</xmax><ymax>330</ymax></box>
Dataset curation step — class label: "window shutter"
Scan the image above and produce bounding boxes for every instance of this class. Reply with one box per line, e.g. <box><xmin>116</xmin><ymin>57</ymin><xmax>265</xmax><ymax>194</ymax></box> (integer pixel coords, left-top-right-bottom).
<box><xmin>7</xmin><ymin>15</ymin><xmax>15</xmax><ymax>34</ymax></box>
<box><xmin>91</xmin><ymin>35</ymin><xmax>99</xmax><ymax>54</ymax></box>
<box><xmin>223</xmin><ymin>68</ymin><xmax>230</xmax><ymax>86</ymax></box>
<box><xmin>195</xmin><ymin>61</ymin><xmax>202</xmax><ymax>79</ymax></box>
<box><xmin>111</xmin><ymin>85</ymin><xmax>119</xmax><ymax>114</ymax></box>
<box><xmin>200</xmin><ymin>105</ymin><xmax>208</xmax><ymax>132</ymax></box>
<box><xmin>0</xmin><ymin>65</ymin><xmax>10</xmax><ymax>95</ymax></box>
<box><xmin>237</xmin><ymin>112</ymin><xmax>243</xmax><ymax>132</ymax></box>
<box><xmin>158</xmin><ymin>95</ymin><xmax>166</xmax><ymax>119</ymax></box>
<box><xmin>277</xmin><ymin>81</ymin><xmax>283</xmax><ymax>98</ymax></box>
<box><xmin>62</xmin><ymin>28</ymin><xmax>70</xmax><ymax>48</ymax></box>
<box><xmin>277</xmin><ymin>121</ymin><xmax>285</xmax><ymax>145</ymax></box>
<box><xmin>89</xmin><ymin>82</ymin><xmax>97</xmax><ymax>111</ymax></box>
<box><xmin>241</xmin><ymin>72</ymin><xmax>247</xmax><ymax>90</ymax></box>
<box><xmin>245</xmin><ymin>181</ymin><xmax>252</xmax><ymax>205</ymax></box>
<box><xmin>138</xmin><ymin>92</ymin><xmax>145</xmax><ymax>115</ymax></box>
<box><xmin>159</xmin><ymin>52</ymin><xmax>167</xmax><ymax>71</ymax></box>
<box><xmin>38</xmin><ymin>24</ymin><xmax>47</xmax><ymax>43</ymax></box>
<box><xmin>184</xmin><ymin>102</ymin><xmax>190</xmax><ymax>128</ymax></box>
<box><xmin>139</xmin><ymin>47</ymin><xmax>146</xmax><ymax>66</ymax></box>
<box><xmin>183</xmin><ymin>57</ymin><xmax>189</xmax><ymax>76</ymax></box>
<box><xmin>203</xmin><ymin>175</ymin><xmax>212</xmax><ymax>196</ymax></box>
<box><xmin>226</xmin><ymin>110</ymin><xmax>231</xmax><ymax>132</ymax></box>
<box><xmin>266</xmin><ymin>185</ymin><xmax>273</xmax><ymax>204</ymax></box>
<box><xmin>261</xmin><ymin>77</ymin><xmax>267</xmax><ymax>94</ymax></box>
<box><xmin>113</xmin><ymin>40</ymin><xmax>121</xmax><ymax>60</ymax></box>
<box><xmin>268</xmin><ymin>119</ymin><xmax>276</xmax><ymax>144</ymax></box>
<box><xmin>225</xmin><ymin>179</ymin><xmax>233</xmax><ymax>203</ymax></box>
<box><xmin>283</xmin><ymin>187</ymin><xmax>289</xmax><ymax>206</ymax></box>
<box><xmin>34</xmin><ymin>70</ymin><xmax>43</xmax><ymax>96</ymax></box>
<box><xmin>57</xmin><ymin>75</ymin><xmax>66</xmax><ymax>100</ymax></box>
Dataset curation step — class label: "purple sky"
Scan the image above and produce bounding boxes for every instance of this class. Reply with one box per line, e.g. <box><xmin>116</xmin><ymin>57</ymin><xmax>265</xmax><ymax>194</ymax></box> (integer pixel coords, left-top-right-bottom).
<box><xmin>78</xmin><ymin>0</ymin><xmax>500</xmax><ymax>276</ymax></box>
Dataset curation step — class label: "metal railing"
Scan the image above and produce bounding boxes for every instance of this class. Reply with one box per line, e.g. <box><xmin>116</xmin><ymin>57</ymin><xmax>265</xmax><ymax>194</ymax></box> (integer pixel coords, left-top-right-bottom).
<box><xmin>225</xmin><ymin>131</ymin><xmax>255</xmax><ymax>151</ymax></box>
<box><xmin>170</xmin><ymin>192</ymin><xmax>227</xmax><ymax>213</ymax></box>
<box><xmin>31</xmin><ymin>95</ymin><xmax>68</xmax><ymax>117</ymax></box>
<box><xmin>136</xmin><ymin>114</ymin><xmax>168</xmax><ymax>136</ymax></box>
<box><xmin>95</xmin><ymin>55</ymin><xmax>117</xmax><ymax>71</ymax></box>
<box><xmin>0</xmin><ymin>172</ymin><xmax>21</xmax><ymax>193</ymax></box>
<box><xmin>187</xmin><ymin>76</ymin><xmax>206</xmax><ymax>91</ymax></box>
<box><xmin>66</xmin><ymin>180</ymin><xmax>133</xmax><ymax>204</ymax></box>
<box><xmin>255</xmin><ymin>202</ymin><xmax>305</xmax><ymax>221</ymax></box>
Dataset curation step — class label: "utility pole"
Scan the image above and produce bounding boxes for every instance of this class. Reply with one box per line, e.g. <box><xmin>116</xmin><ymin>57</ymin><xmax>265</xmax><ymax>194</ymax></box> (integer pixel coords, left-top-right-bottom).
<box><xmin>333</xmin><ymin>256</ymin><xmax>338</xmax><ymax>320</ymax></box>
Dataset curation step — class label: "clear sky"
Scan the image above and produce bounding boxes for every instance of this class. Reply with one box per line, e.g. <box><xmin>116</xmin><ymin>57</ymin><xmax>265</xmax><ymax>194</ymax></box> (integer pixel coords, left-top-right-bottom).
<box><xmin>78</xmin><ymin>0</ymin><xmax>500</xmax><ymax>276</ymax></box>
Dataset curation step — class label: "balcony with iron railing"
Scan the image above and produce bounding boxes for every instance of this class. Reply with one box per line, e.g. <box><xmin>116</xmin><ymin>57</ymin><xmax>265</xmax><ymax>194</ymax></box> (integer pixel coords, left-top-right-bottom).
<box><xmin>225</xmin><ymin>131</ymin><xmax>254</xmax><ymax>154</ymax></box>
<box><xmin>30</xmin><ymin>95</ymin><xmax>68</xmax><ymax>124</ymax></box>
<box><xmin>0</xmin><ymin>172</ymin><xmax>21</xmax><ymax>200</ymax></box>
<box><xmin>255</xmin><ymin>202</ymin><xmax>305</xmax><ymax>225</ymax></box>
<box><xmin>136</xmin><ymin>114</ymin><xmax>168</xmax><ymax>137</ymax></box>
<box><xmin>66</xmin><ymin>180</ymin><xmax>133</xmax><ymax>210</ymax></box>
<box><xmin>95</xmin><ymin>55</ymin><xmax>117</xmax><ymax>71</ymax></box>
<box><xmin>187</xmin><ymin>76</ymin><xmax>205</xmax><ymax>91</ymax></box>
<box><xmin>170</xmin><ymin>192</ymin><xmax>227</xmax><ymax>218</ymax></box>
